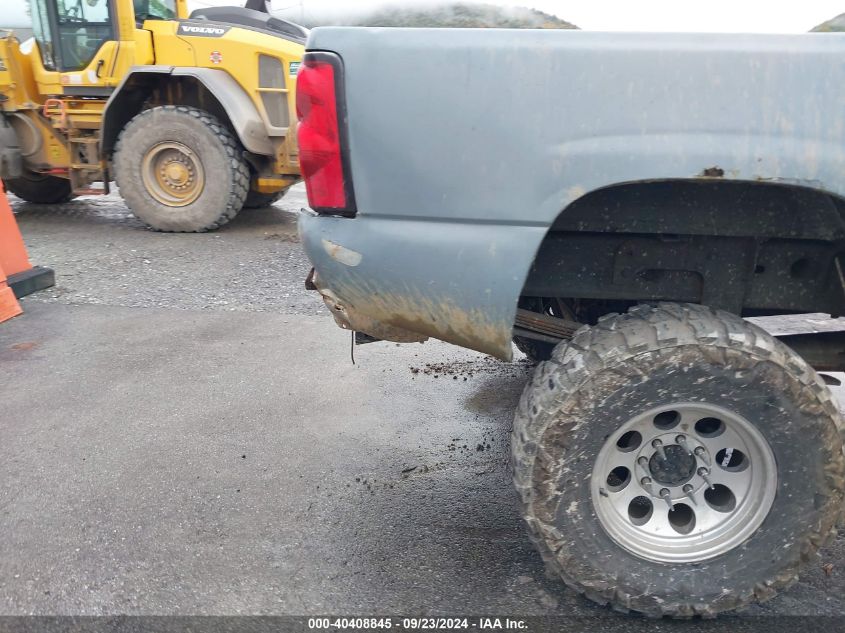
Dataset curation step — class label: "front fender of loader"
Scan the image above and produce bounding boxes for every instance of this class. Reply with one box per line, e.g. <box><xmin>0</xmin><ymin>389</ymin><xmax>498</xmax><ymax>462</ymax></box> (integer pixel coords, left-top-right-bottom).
<box><xmin>101</xmin><ymin>66</ymin><xmax>274</xmax><ymax>159</ymax></box>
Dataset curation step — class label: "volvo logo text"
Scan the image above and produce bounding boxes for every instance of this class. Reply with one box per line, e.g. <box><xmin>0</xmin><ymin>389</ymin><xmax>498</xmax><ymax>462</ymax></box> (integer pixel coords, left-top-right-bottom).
<box><xmin>178</xmin><ymin>23</ymin><xmax>230</xmax><ymax>37</ymax></box>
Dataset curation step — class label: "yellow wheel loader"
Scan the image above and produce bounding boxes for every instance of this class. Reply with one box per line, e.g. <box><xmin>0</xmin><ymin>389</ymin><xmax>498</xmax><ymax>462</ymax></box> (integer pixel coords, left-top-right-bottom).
<box><xmin>0</xmin><ymin>0</ymin><xmax>304</xmax><ymax>231</ymax></box>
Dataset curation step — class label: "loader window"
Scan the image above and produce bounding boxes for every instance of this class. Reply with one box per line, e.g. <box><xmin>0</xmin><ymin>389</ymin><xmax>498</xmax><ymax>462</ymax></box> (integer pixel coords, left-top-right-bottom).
<box><xmin>134</xmin><ymin>0</ymin><xmax>178</xmax><ymax>22</ymax></box>
<box><xmin>30</xmin><ymin>0</ymin><xmax>57</xmax><ymax>70</ymax></box>
<box><xmin>55</xmin><ymin>0</ymin><xmax>114</xmax><ymax>71</ymax></box>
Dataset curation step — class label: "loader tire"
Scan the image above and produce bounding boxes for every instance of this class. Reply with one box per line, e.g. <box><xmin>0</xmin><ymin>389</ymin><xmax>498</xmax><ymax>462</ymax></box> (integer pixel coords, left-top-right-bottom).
<box><xmin>243</xmin><ymin>189</ymin><xmax>286</xmax><ymax>209</ymax></box>
<box><xmin>512</xmin><ymin>302</ymin><xmax>845</xmax><ymax>617</ymax></box>
<box><xmin>3</xmin><ymin>171</ymin><xmax>74</xmax><ymax>204</ymax></box>
<box><xmin>113</xmin><ymin>106</ymin><xmax>249</xmax><ymax>232</ymax></box>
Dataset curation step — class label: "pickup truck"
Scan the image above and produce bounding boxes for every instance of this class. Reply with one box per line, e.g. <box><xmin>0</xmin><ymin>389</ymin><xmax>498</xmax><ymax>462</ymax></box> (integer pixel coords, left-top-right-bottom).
<box><xmin>296</xmin><ymin>27</ymin><xmax>845</xmax><ymax>617</ymax></box>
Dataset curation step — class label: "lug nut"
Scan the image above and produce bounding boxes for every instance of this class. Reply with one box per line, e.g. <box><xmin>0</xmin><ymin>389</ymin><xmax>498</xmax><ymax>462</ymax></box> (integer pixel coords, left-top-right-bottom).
<box><xmin>638</xmin><ymin>456</ymin><xmax>649</xmax><ymax>468</ymax></box>
<box><xmin>652</xmin><ymin>439</ymin><xmax>667</xmax><ymax>461</ymax></box>
<box><xmin>694</xmin><ymin>445</ymin><xmax>710</xmax><ymax>464</ymax></box>
<box><xmin>698</xmin><ymin>467</ymin><xmax>715</xmax><ymax>490</ymax></box>
<box><xmin>659</xmin><ymin>487</ymin><xmax>674</xmax><ymax>509</ymax></box>
<box><xmin>682</xmin><ymin>483</ymin><xmax>697</xmax><ymax>505</ymax></box>
<box><xmin>676</xmin><ymin>435</ymin><xmax>693</xmax><ymax>455</ymax></box>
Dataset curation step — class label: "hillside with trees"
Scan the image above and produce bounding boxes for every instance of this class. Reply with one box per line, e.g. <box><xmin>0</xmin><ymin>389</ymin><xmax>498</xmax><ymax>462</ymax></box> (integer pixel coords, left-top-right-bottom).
<box><xmin>302</xmin><ymin>3</ymin><xmax>578</xmax><ymax>30</ymax></box>
<box><xmin>811</xmin><ymin>13</ymin><xmax>845</xmax><ymax>31</ymax></box>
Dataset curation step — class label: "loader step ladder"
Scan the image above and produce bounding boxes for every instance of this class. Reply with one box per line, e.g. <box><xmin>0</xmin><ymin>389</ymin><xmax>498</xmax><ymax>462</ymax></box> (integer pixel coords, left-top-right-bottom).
<box><xmin>68</xmin><ymin>136</ymin><xmax>109</xmax><ymax>196</ymax></box>
<box><xmin>42</xmin><ymin>100</ymin><xmax>109</xmax><ymax>196</ymax></box>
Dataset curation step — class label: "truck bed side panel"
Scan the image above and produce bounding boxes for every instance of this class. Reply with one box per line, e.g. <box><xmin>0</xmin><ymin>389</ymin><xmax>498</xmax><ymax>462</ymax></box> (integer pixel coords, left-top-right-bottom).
<box><xmin>303</xmin><ymin>28</ymin><xmax>845</xmax><ymax>357</ymax></box>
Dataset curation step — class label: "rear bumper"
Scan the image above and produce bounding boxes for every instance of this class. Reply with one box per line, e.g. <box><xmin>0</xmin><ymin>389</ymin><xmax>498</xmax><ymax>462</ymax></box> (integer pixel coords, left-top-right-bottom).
<box><xmin>298</xmin><ymin>210</ymin><xmax>546</xmax><ymax>360</ymax></box>
<box><xmin>306</xmin><ymin>267</ymin><xmax>429</xmax><ymax>344</ymax></box>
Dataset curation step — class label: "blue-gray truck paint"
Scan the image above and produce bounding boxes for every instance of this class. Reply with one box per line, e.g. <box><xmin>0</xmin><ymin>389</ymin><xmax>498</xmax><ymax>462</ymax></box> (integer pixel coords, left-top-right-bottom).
<box><xmin>298</xmin><ymin>27</ymin><xmax>845</xmax><ymax>360</ymax></box>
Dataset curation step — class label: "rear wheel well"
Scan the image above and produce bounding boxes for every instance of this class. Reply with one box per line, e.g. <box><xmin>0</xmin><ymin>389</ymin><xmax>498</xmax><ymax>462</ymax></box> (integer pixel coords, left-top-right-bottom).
<box><xmin>102</xmin><ymin>75</ymin><xmax>268</xmax><ymax>174</ymax></box>
<box><xmin>519</xmin><ymin>179</ymin><xmax>845</xmax><ymax>319</ymax></box>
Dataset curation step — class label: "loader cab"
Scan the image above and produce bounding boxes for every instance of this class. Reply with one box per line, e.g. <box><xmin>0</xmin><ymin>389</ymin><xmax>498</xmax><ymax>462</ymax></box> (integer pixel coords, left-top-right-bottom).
<box><xmin>29</xmin><ymin>0</ymin><xmax>117</xmax><ymax>72</ymax></box>
<box><xmin>24</xmin><ymin>0</ymin><xmax>185</xmax><ymax>93</ymax></box>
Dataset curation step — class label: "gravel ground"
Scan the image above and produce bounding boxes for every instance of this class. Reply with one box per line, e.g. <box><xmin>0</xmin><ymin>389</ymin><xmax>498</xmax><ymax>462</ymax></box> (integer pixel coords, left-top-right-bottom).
<box><xmin>10</xmin><ymin>184</ymin><xmax>323</xmax><ymax>315</ymax></box>
<box><xmin>4</xmin><ymin>187</ymin><xmax>845</xmax><ymax>626</ymax></box>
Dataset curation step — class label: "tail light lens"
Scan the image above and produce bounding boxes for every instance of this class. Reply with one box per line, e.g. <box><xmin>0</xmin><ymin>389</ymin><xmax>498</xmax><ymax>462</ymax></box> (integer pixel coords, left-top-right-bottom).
<box><xmin>296</xmin><ymin>52</ymin><xmax>356</xmax><ymax>215</ymax></box>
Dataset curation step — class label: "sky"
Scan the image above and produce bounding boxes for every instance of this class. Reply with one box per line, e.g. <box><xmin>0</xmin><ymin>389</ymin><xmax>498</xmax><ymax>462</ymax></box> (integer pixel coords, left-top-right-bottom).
<box><xmin>3</xmin><ymin>0</ymin><xmax>844</xmax><ymax>33</ymax></box>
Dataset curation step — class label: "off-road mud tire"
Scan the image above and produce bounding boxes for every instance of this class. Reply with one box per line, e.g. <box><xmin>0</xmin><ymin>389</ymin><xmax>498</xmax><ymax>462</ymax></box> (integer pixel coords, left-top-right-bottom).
<box><xmin>512</xmin><ymin>302</ymin><xmax>845</xmax><ymax>617</ymax></box>
<box><xmin>3</xmin><ymin>171</ymin><xmax>74</xmax><ymax>203</ymax></box>
<box><xmin>113</xmin><ymin>106</ymin><xmax>249</xmax><ymax>232</ymax></box>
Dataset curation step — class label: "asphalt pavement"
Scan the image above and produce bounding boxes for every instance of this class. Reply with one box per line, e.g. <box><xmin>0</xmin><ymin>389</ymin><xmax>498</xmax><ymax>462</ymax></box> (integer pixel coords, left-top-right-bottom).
<box><xmin>2</xmin><ymin>186</ymin><xmax>845</xmax><ymax>625</ymax></box>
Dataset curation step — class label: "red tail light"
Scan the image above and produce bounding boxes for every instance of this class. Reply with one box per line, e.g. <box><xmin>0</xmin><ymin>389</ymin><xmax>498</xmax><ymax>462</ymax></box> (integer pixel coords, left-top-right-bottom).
<box><xmin>296</xmin><ymin>52</ymin><xmax>356</xmax><ymax>215</ymax></box>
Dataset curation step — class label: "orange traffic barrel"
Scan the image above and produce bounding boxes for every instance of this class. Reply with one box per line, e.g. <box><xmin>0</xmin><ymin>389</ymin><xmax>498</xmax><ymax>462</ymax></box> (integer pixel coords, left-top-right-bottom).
<box><xmin>0</xmin><ymin>183</ymin><xmax>54</xmax><ymax>322</ymax></box>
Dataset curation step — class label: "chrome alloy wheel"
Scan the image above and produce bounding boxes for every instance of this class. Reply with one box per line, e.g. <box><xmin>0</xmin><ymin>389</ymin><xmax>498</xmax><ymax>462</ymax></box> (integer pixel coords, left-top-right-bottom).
<box><xmin>591</xmin><ymin>402</ymin><xmax>777</xmax><ymax>563</ymax></box>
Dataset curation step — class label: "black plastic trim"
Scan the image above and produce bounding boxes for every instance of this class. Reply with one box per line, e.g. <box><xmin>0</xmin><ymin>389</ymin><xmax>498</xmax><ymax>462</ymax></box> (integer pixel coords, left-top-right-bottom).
<box><xmin>8</xmin><ymin>266</ymin><xmax>55</xmax><ymax>299</ymax></box>
<box><xmin>61</xmin><ymin>86</ymin><xmax>114</xmax><ymax>97</ymax></box>
<box><xmin>186</xmin><ymin>9</ymin><xmax>308</xmax><ymax>44</ymax></box>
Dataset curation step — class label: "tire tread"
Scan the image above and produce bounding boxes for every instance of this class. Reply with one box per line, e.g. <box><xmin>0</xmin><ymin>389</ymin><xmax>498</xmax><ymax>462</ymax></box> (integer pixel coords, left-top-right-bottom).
<box><xmin>511</xmin><ymin>302</ymin><xmax>845</xmax><ymax>617</ymax></box>
<box><xmin>113</xmin><ymin>105</ymin><xmax>249</xmax><ymax>232</ymax></box>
